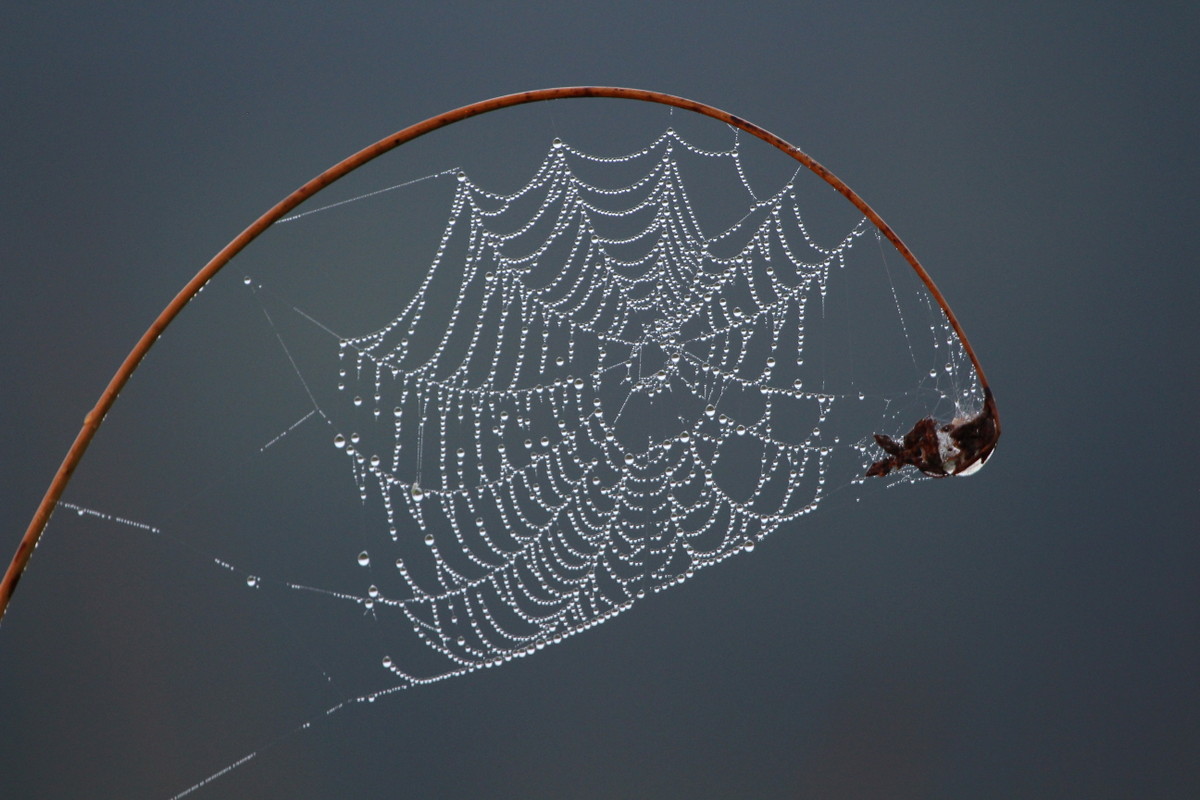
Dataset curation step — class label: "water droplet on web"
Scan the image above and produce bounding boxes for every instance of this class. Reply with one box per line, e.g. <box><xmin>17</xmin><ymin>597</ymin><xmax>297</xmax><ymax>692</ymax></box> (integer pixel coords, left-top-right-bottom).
<box><xmin>246</xmin><ymin>575</ymin><xmax>258</xmax><ymax>588</ymax></box>
<box><xmin>424</xmin><ymin>533</ymin><xmax>435</xmax><ymax>546</ymax></box>
<box><xmin>357</xmin><ymin>551</ymin><xmax>370</xmax><ymax>567</ymax></box>
<box><xmin>382</xmin><ymin>655</ymin><xmax>393</xmax><ymax>668</ymax></box>
<box><xmin>333</xmin><ymin>434</ymin><xmax>346</xmax><ymax>449</ymax></box>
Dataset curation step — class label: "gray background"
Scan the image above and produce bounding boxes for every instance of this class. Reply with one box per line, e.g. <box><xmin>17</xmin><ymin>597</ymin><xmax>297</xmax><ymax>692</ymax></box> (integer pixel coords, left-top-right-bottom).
<box><xmin>1</xmin><ymin>2</ymin><xmax>1196</xmax><ymax>798</ymax></box>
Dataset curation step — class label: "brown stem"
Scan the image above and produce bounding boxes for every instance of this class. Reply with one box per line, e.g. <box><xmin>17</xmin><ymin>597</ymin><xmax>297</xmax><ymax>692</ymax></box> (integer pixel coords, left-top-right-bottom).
<box><xmin>1</xmin><ymin>86</ymin><xmax>996</xmax><ymax>622</ymax></box>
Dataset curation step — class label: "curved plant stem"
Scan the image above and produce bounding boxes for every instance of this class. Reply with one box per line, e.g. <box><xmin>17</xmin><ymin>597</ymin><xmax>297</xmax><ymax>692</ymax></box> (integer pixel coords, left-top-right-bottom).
<box><xmin>1</xmin><ymin>86</ymin><xmax>997</xmax><ymax>622</ymax></box>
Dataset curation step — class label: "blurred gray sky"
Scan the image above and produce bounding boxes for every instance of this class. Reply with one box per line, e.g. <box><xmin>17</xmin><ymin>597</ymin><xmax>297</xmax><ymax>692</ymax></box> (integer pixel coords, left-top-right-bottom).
<box><xmin>1</xmin><ymin>2</ymin><xmax>1197</xmax><ymax>798</ymax></box>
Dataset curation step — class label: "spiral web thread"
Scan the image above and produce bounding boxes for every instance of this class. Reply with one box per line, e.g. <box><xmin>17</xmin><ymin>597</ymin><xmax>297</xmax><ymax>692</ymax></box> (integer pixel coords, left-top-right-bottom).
<box><xmin>309</xmin><ymin>129</ymin><xmax>979</xmax><ymax>690</ymax></box>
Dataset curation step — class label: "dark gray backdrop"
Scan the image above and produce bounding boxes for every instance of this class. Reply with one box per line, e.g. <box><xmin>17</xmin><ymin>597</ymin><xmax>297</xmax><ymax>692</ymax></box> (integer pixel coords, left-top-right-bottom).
<box><xmin>2</xmin><ymin>2</ymin><xmax>1196</xmax><ymax>798</ymax></box>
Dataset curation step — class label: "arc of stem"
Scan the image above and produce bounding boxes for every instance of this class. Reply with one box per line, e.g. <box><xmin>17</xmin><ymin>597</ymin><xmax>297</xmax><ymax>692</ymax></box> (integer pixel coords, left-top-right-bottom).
<box><xmin>1</xmin><ymin>86</ymin><xmax>997</xmax><ymax>623</ymax></box>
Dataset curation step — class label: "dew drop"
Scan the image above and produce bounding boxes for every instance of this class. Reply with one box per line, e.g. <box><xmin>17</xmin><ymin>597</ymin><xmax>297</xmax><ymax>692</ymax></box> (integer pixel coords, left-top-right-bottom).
<box><xmin>424</xmin><ymin>533</ymin><xmax>435</xmax><ymax>546</ymax></box>
<box><xmin>333</xmin><ymin>434</ymin><xmax>346</xmax><ymax>449</ymax></box>
<box><xmin>705</xmin><ymin>404</ymin><xmax>717</xmax><ymax>417</ymax></box>
<box><xmin>411</xmin><ymin>483</ymin><xmax>423</xmax><ymax>500</ymax></box>
<box><xmin>382</xmin><ymin>656</ymin><xmax>393</xmax><ymax>668</ymax></box>
<box><xmin>357</xmin><ymin>551</ymin><xmax>370</xmax><ymax>566</ymax></box>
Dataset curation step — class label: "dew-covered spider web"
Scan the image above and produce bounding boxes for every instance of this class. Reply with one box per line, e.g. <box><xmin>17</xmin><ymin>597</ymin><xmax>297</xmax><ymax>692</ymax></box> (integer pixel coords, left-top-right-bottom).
<box><xmin>310</xmin><ymin>128</ymin><xmax>980</xmax><ymax>690</ymax></box>
<box><xmin>28</xmin><ymin>116</ymin><xmax>987</xmax><ymax>798</ymax></box>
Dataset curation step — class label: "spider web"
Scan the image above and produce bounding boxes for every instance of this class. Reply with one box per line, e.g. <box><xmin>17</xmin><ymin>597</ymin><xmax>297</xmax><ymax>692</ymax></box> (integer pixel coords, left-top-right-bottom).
<box><xmin>279</xmin><ymin>128</ymin><xmax>984</xmax><ymax>690</ymax></box>
<box><xmin>31</xmin><ymin>121</ymin><xmax>985</xmax><ymax>797</ymax></box>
